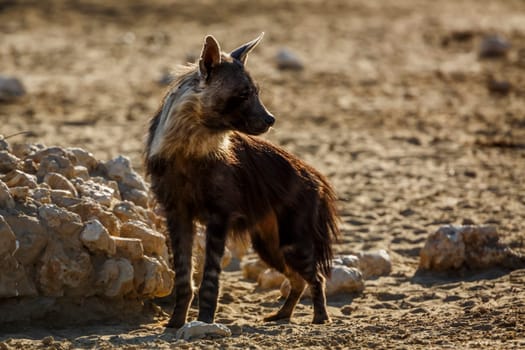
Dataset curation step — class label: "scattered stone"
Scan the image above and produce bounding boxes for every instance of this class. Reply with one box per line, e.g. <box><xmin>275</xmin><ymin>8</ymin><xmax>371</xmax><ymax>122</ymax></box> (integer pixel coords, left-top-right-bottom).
<box><xmin>113</xmin><ymin>200</ymin><xmax>145</xmax><ymax>223</ymax></box>
<box><xmin>0</xmin><ymin>180</ymin><xmax>15</xmax><ymax>209</ymax></box>
<box><xmin>73</xmin><ymin>165</ymin><xmax>90</xmax><ymax>180</ymax></box>
<box><xmin>275</xmin><ymin>48</ymin><xmax>304</xmax><ymax>70</ymax></box>
<box><xmin>241</xmin><ymin>258</ymin><xmax>268</xmax><ymax>281</ymax></box>
<box><xmin>419</xmin><ymin>225</ymin><xmax>525</xmax><ymax>271</ymax></box>
<box><xmin>38</xmin><ymin>204</ymin><xmax>83</xmax><ymax>237</ymax></box>
<box><xmin>0</xmin><ymin>215</ymin><xmax>17</xmax><ymax>257</ymax></box>
<box><xmin>81</xmin><ymin>219</ymin><xmax>116</xmax><ymax>255</ymax></box>
<box><xmin>487</xmin><ymin>79</ymin><xmax>512</xmax><ymax>95</ymax></box>
<box><xmin>479</xmin><ymin>35</ymin><xmax>510</xmax><ymax>58</ymax></box>
<box><xmin>1</xmin><ymin>169</ymin><xmax>37</xmax><ymax>188</ymax></box>
<box><xmin>113</xmin><ymin>236</ymin><xmax>144</xmax><ymax>260</ymax></box>
<box><xmin>43</xmin><ymin>172</ymin><xmax>78</xmax><ymax>197</ymax></box>
<box><xmin>138</xmin><ymin>255</ymin><xmax>174</xmax><ymax>297</ymax></box>
<box><xmin>6</xmin><ymin>214</ymin><xmax>48</xmax><ymax>266</ymax></box>
<box><xmin>69</xmin><ymin>200</ymin><xmax>121</xmax><ymax>237</ymax></box>
<box><xmin>121</xmin><ymin>188</ymin><xmax>149</xmax><ymax>208</ymax></box>
<box><xmin>356</xmin><ymin>250</ymin><xmax>392</xmax><ymax>278</ymax></box>
<box><xmin>38</xmin><ymin>240</ymin><xmax>93</xmax><ymax>297</ymax></box>
<box><xmin>11</xmin><ymin>142</ymin><xmax>42</xmax><ymax>159</ymax></box>
<box><xmin>257</xmin><ymin>268</ymin><xmax>286</xmax><ymax>290</ymax></box>
<box><xmin>76</xmin><ymin>179</ymin><xmax>119</xmax><ymax>207</ymax></box>
<box><xmin>33</xmin><ymin>187</ymin><xmax>51</xmax><ymax>204</ymax></box>
<box><xmin>281</xmin><ymin>266</ymin><xmax>364</xmax><ymax>298</ymax></box>
<box><xmin>97</xmin><ymin>258</ymin><xmax>135</xmax><ymax>297</ymax></box>
<box><xmin>49</xmin><ymin>189</ymin><xmax>81</xmax><ymax>207</ymax></box>
<box><xmin>175</xmin><ymin>321</ymin><xmax>231</xmax><ymax>341</ymax></box>
<box><xmin>104</xmin><ymin>155</ymin><xmax>147</xmax><ymax>191</ymax></box>
<box><xmin>120</xmin><ymin>220</ymin><xmax>167</xmax><ymax>257</ymax></box>
<box><xmin>67</xmin><ymin>147</ymin><xmax>98</xmax><ymax>171</ymax></box>
<box><xmin>36</xmin><ymin>153</ymin><xmax>75</xmax><ymax>179</ymax></box>
<box><xmin>0</xmin><ymin>76</ymin><xmax>26</xmax><ymax>102</ymax></box>
<box><xmin>9</xmin><ymin>186</ymin><xmax>32</xmax><ymax>201</ymax></box>
<box><xmin>0</xmin><ymin>151</ymin><xmax>19</xmax><ymax>173</ymax></box>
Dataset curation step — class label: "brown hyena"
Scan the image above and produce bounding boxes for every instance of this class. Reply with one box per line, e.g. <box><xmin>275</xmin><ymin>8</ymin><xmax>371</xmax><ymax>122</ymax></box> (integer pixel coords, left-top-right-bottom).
<box><xmin>145</xmin><ymin>33</ymin><xmax>340</xmax><ymax>328</ymax></box>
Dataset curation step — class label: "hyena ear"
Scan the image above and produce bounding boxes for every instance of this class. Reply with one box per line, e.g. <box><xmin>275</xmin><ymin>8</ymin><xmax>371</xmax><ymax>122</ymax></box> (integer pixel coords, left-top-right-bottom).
<box><xmin>199</xmin><ymin>35</ymin><xmax>222</xmax><ymax>80</ymax></box>
<box><xmin>230</xmin><ymin>32</ymin><xmax>264</xmax><ymax>65</ymax></box>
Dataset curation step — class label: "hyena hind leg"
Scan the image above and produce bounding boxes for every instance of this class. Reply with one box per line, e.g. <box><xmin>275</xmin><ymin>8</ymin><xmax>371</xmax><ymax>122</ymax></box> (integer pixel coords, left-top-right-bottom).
<box><xmin>283</xmin><ymin>247</ymin><xmax>331</xmax><ymax>324</ymax></box>
<box><xmin>307</xmin><ymin>273</ymin><xmax>330</xmax><ymax>324</ymax></box>
<box><xmin>263</xmin><ymin>269</ymin><xmax>306</xmax><ymax>322</ymax></box>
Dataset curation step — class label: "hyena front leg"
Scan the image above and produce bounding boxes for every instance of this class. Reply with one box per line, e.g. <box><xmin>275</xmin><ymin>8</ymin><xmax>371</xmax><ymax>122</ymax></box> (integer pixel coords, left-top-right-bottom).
<box><xmin>197</xmin><ymin>219</ymin><xmax>228</xmax><ymax>323</ymax></box>
<box><xmin>166</xmin><ymin>212</ymin><xmax>195</xmax><ymax>329</ymax></box>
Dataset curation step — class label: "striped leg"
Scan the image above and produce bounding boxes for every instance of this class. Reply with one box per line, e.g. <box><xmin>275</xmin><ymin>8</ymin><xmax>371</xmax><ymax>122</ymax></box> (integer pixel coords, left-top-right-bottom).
<box><xmin>166</xmin><ymin>213</ymin><xmax>195</xmax><ymax>329</ymax></box>
<box><xmin>308</xmin><ymin>273</ymin><xmax>330</xmax><ymax>324</ymax></box>
<box><xmin>197</xmin><ymin>221</ymin><xmax>227</xmax><ymax>323</ymax></box>
<box><xmin>264</xmin><ymin>269</ymin><xmax>306</xmax><ymax>322</ymax></box>
<box><xmin>282</xmin><ymin>246</ymin><xmax>331</xmax><ymax>324</ymax></box>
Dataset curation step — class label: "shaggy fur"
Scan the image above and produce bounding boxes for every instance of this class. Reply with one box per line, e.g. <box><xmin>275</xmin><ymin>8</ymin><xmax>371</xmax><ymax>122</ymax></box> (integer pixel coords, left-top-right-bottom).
<box><xmin>145</xmin><ymin>34</ymin><xmax>340</xmax><ymax>328</ymax></box>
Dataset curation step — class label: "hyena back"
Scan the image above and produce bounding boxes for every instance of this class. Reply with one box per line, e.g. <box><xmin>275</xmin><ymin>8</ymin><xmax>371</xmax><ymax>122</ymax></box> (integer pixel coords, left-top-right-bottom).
<box><xmin>145</xmin><ymin>33</ymin><xmax>339</xmax><ymax>328</ymax></box>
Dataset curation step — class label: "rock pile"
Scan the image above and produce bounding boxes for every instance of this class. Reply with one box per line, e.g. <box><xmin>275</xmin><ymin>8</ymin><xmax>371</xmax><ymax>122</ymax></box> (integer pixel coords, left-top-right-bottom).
<box><xmin>419</xmin><ymin>225</ymin><xmax>525</xmax><ymax>271</ymax></box>
<box><xmin>0</xmin><ymin>137</ymin><xmax>174</xmax><ymax>321</ymax></box>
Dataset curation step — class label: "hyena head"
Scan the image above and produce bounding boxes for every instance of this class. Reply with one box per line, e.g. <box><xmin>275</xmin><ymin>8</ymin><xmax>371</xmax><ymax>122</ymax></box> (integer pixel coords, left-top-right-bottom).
<box><xmin>198</xmin><ymin>33</ymin><xmax>275</xmax><ymax>135</ymax></box>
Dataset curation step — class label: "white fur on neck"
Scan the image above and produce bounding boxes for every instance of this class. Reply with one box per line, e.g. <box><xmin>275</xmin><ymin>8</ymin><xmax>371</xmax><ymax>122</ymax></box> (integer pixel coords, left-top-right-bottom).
<box><xmin>148</xmin><ymin>84</ymin><xmax>231</xmax><ymax>160</ymax></box>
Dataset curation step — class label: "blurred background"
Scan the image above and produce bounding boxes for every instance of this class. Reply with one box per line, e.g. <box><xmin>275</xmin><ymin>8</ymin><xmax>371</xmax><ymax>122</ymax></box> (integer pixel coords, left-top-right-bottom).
<box><xmin>1</xmin><ymin>0</ymin><xmax>523</xmax><ymax>166</ymax></box>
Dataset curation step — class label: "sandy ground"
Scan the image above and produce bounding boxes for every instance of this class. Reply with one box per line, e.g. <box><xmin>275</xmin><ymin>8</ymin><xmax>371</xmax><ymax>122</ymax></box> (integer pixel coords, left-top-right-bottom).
<box><xmin>1</xmin><ymin>0</ymin><xmax>525</xmax><ymax>348</ymax></box>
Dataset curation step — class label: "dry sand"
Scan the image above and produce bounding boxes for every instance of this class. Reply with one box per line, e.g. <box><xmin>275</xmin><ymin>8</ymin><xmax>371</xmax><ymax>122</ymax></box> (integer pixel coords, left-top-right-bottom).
<box><xmin>1</xmin><ymin>0</ymin><xmax>524</xmax><ymax>348</ymax></box>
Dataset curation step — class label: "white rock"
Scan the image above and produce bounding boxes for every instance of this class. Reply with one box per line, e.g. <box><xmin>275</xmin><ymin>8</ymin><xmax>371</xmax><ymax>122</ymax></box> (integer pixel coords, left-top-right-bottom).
<box><xmin>0</xmin><ymin>180</ymin><xmax>15</xmax><ymax>208</ymax></box>
<box><xmin>0</xmin><ymin>215</ymin><xmax>17</xmax><ymax>256</ymax></box>
<box><xmin>67</xmin><ymin>147</ymin><xmax>98</xmax><ymax>171</ymax></box>
<box><xmin>9</xmin><ymin>186</ymin><xmax>32</xmax><ymax>201</ymax></box>
<box><xmin>0</xmin><ymin>150</ymin><xmax>19</xmax><ymax>173</ymax></box>
<box><xmin>419</xmin><ymin>226</ymin><xmax>465</xmax><ymax>271</ymax></box>
<box><xmin>281</xmin><ymin>266</ymin><xmax>364</xmax><ymax>298</ymax></box>
<box><xmin>97</xmin><ymin>258</ymin><xmax>134</xmax><ymax>297</ymax></box>
<box><xmin>257</xmin><ymin>268</ymin><xmax>286</xmax><ymax>289</ymax></box>
<box><xmin>104</xmin><ymin>155</ymin><xmax>147</xmax><ymax>191</ymax></box>
<box><xmin>357</xmin><ymin>250</ymin><xmax>392</xmax><ymax>278</ymax></box>
<box><xmin>75</xmin><ymin>179</ymin><xmax>119</xmax><ymax>207</ymax></box>
<box><xmin>1</xmin><ymin>170</ymin><xmax>37</xmax><ymax>188</ymax></box>
<box><xmin>81</xmin><ymin>219</ymin><xmax>116</xmax><ymax>255</ymax></box>
<box><xmin>113</xmin><ymin>236</ymin><xmax>144</xmax><ymax>260</ymax></box>
<box><xmin>275</xmin><ymin>48</ymin><xmax>304</xmax><ymax>70</ymax></box>
<box><xmin>241</xmin><ymin>258</ymin><xmax>268</xmax><ymax>281</ymax></box>
<box><xmin>120</xmin><ymin>220</ymin><xmax>166</xmax><ymax>256</ymax></box>
<box><xmin>175</xmin><ymin>321</ymin><xmax>231</xmax><ymax>341</ymax></box>
<box><xmin>73</xmin><ymin>165</ymin><xmax>90</xmax><ymax>180</ymax></box>
<box><xmin>44</xmin><ymin>172</ymin><xmax>78</xmax><ymax>197</ymax></box>
<box><xmin>140</xmin><ymin>255</ymin><xmax>174</xmax><ymax>297</ymax></box>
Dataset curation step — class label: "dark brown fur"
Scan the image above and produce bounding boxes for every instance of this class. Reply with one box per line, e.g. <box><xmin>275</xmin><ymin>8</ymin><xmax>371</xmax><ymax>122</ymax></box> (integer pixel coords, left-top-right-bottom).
<box><xmin>145</xmin><ymin>34</ymin><xmax>339</xmax><ymax>328</ymax></box>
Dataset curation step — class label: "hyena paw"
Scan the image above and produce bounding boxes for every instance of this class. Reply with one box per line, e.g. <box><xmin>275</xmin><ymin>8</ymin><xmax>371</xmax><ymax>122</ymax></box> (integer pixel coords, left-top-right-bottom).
<box><xmin>312</xmin><ymin>314</ymin><xmax>331</xmax><ymax>324</ymax></box>
<box><xmin>165</xmin><ymin>317</ymin><xmax>186</xmax><ymax>329</ymax></box>
<box><xmin>263</xmin><ymin>312</ymin><xmax>291</xmax><ymax>322</ymax></box>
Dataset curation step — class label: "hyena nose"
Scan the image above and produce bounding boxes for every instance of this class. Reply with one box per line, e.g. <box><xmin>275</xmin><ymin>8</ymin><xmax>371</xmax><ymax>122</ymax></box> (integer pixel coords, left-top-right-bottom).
<box><xmin>264</xmin><ymin>114</ymin><xmax>275</xmax><ymax>126</ymax></box>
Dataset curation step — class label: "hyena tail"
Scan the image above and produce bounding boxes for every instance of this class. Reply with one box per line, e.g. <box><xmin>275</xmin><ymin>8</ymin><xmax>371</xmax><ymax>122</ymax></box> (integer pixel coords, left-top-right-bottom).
<box><xmin>314</xmin><ymin>186</ymin><xmax>341</xmax><ymax>278</ymax></box>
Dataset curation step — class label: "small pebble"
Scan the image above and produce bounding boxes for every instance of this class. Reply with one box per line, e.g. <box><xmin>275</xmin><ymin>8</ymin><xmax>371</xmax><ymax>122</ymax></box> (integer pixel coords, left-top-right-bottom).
<box><xmin>275</xmin><ymin>48</ymin><xmax>304</xmax><ymax>71</ymax></box>
<box><xmin>487</xmin><ymin>79</ymin><xmax>511</xmax><ymax>95</ymax></box>
<box><xmin>479</xmin><ymin>35</ymin><xmax>510</xmax><ymax>58</ymax></box>
<box><xmin>0</xmin><ymin>76</ymin><xmax>26</xmax><ymax>102</ymax></box>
